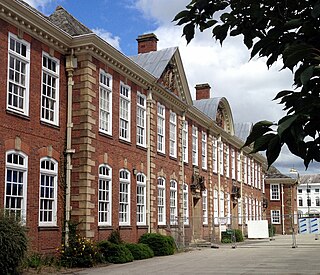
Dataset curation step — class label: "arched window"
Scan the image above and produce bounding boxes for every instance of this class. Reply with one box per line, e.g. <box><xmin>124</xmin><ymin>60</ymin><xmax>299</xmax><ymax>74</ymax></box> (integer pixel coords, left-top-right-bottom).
<box><xmin>5</xmin><ymin>151</ymin><xmax>28</xmax><ymax>223</ymax></box>
<box><xmin>136</xmin><ymin>173</ymin><xmax>146</xmax><ymax>225</ymax></box>
<box><xmin>170</xmin><ymin>180</ymin><xmax>177</xmax><ymax>225</ymax></box>
<box><xmin>119</xmin><ymin>169</ymin><xmax>130</xmax><ymax>225</ymax></box>
<box><xmin>157</xmin><ymin>177</ymin><xmax>166</xmax><ymax>225</ymax></box>
<box><xmin>98</xmin><ymin>164</ymin><xmax>112</xmax><ymax>226</ymax></box>
<box><xmin>39</xmin><ymin>158</ymin><xmax>58</xmax><ymax>226</ymax></box>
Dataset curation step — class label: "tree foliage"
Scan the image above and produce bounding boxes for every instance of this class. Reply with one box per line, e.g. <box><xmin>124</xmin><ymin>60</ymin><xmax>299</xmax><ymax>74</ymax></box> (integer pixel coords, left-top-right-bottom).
<box><xmin>174</xmin><ymin>0</ymin><xmax>320</xmax><ymax>169</ymax></box>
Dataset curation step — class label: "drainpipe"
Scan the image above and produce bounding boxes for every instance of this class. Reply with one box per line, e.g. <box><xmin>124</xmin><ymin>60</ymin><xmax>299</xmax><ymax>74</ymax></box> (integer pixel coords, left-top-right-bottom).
<box><xmin>240</xmin><ymin>150</ymin><xmax>243</xmax><ymax>234</ymax></box>
<box><xmin>65</xmin><ymin>53</ymin><xmax>77</xmax><ymax>246</ymax></box>
<box><xmin>181</xmin><ymin>112</ymin><xmax>186</xmax><ymax>247</ymax></box>
<box><xmin>217</xmin><ymin>136</ymin><xmax>222</xmax><ymax>241</ymax></box>
<box><xmin>146</xmin><ymin>88</ymin><xmax>152</xmax><ymax>233</ymax></box>
<box><xmin>281</xmin><ymin>183</ymin><xmax>285</xmax><ymax>234</ymax></box>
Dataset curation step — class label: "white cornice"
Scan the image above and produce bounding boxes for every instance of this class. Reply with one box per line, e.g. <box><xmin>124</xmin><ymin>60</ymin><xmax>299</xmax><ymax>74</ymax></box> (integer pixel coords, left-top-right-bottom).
<box><xmin>0</xmin><ymin>0</ymin><xmax>72</xmax><ymax>53</ymax></box>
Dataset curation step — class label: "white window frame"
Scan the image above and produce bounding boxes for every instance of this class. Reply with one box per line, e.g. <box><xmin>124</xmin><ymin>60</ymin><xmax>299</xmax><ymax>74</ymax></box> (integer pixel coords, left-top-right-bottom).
<box><xmin>245</xmin><ymin>197</ymin><xmax>248</xmax><ymax>224</ymax></box>
<box><xmin>136</xmin><ymin>173</ymin><xmax>146</xmax><ymax>225</ymax></box>
<box><xmin>157</xmin><ymin>103</ymin><xmax>165</xmax><ymax>154</ymax></box>
<box><xmin>39</xmin><ymin>157</ymin><xmax>58</xmax><ymax>226</ymax></box>
<box><xmin>298</xmin><ymin>197</ymin><xmax>303</xmax><ymax>207</ymax></box>
<box><xmin>212</xmin><ymin>137</ymin><xmax>218</xmax><ymax>173</ymax></box>
<box><xmin>136</xmin><ymin>92</ymin><xmax>146</xmax><ymax>147</ymax></box>
<box><xmin>99</xmin><ymin>69</ymin><xmax>112</xmax><ymax>135</ymax></box>
<box><xmin>202</xmin><ymin>189</ymin><xmax>208</xmax><ymax>225</ymax></box>
<box><xmin>231</xmin><ymin>148</ymin><xmax>236</xmax><ymax>179</ymax></box>
<box><xmin>271</xmin><ymin>210</ymin><xmax>281</xmax><ymax>224</ymax></box>
<box><xmin>170</xmin><ymin>180</ymin><xmax>178</xmax><ymax>225</ymax></box>
<box><xmin>158</xmin><ymin>177</ymin><xmax>166</xmax><ymax>225</ymax></box>
<box><xmin>258</xmin><ymin>165</ymin><xmax>261</xmax><ymax>189</ymax></box>
<box><xmin>247</xmin><ymin>158</ymin><xmax>251</xmax><ymax>185</ymax></box>
<box><xmin>225</xmin><ymin>144</ymin><xmax>230</xmax><ymax>177</ymax></box>
<box><xmin>182</xmin><ymin>120</ymin><xmax>188</xmax><ymax>163</ymax></box>
<box><xmin>248</xmin><ymin>197</ymin><xmax>252</xmax><ymax>221</ymax></box>
<box><xmin>119</xmin><ymin>82</ymin><xmax>131</xmax><ymax>141</ymax></box>
<box><xmin>192</xmin><ymin>125</ymin><xmax>198</xmax><ymax>166</ymax></box>
<box><xmin>7</xmin><ymin>33</ymin><xmax>30</xmax><ymax>116</ymax></box>
<box><xmin>213</xmin><ymin>190</ymin><xmax>219</xmax><ymax>225</ymax></box>
<box><xmin>183</xmin><ymin>183</ymin><xmax>189</xmax><ymax>225</ymax></box>
<box><xmin>169</xmin><ymin>111</ymin><xmax>177</xmax><ymax>158</ymax></box>
<box><xmin>119</xmin><ymin>169</ymin><xmax>130</xmax><ymax>226</ymax></box>
<box><xmin>243</xmin><ymin>156</ymin><xmax>247</xmax><ymax>184</ymax></box>
<box><xmin>238</xmin><ymin>198</ymin><xmax>242</xmax><ymax>225</ymax></box>
<box><xmin>227</xmin><ymin>193</ymin><xmax>231</xmax><ymax>224</ymax></box>
<box><xmin>219</xmin><ymin>191</ymin><xmax>225</xmax><ymax>220</ymax></box>
<box><xmin>5</xmin><ymin>150</ymin><xmax>28</xmax><ymax>223</ymax></box>
<box><xmin>218</xmin><ymin>141</ymin><xmax>224</xmax><ymax>175</ymax></box>
<box><xmin>201</xmin><ymin>132</ymin><xmax>207</xmax><ymax>170</ymax></box>
<box><xmin>237</xmin><ymin>151</ymin><xmax>241</xmax><ymax>181</ymax></box>
<box><xmin>270</xmin><ymin>184</ymin><xmax>280</xmax><ymax>200</ymax></box>
<box><xmin>98</xmin><ymin>164</ymin><xmax>112</xmax><ymax>226</ymax></box>
<box><xmin>41</xmin><ymin>52</ymin><xmax>60</xmax><ymax>125</ymax></box>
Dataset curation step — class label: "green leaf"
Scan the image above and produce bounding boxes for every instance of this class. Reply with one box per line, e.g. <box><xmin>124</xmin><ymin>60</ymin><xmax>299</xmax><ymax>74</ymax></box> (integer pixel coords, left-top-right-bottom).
<box><xmin>242</xmin><ymin>120</ymin><xmax>274</xmax><ymax>148</ymax></box>
<box><xmin>173</xmin><ymin>10</ymin><xmax>190</xmax><ymax>22</ymax></box>
<box><xmin>251</xmin><ymin>133</ymin><xmax>275</xmax><ymax>153</ymax></box>
<box><xmin>266</xmin><ymin>135</ymin><xmax>282</xmax><ymax>168</ymax></box>
<box><xmin>183</xmin><ymin>23</ymin><xmax>195</xmax><ymax>44</ymax></box>
<box><xmin>311</xmin><ymin>1</ymin><xmax>320</xmax><ymax>18</ymax></box>
<box><xmin>300</xmin><ymin>66</ymin><xmax>314</xmax><ymax>85</ymax></box>
<box><xmin>212</xmin><ymin>24</ymin><xmax>229</xmax><ymax>44</ymax></box>
<box><xmin>277</xmin><ymin>115</ymin><xmax>298</xmax><ymax>138</ymax></box>
<box><xmin>273</xmin><ymin>90</ymin><xmax>293</xmax><ymax>101</ymax></box>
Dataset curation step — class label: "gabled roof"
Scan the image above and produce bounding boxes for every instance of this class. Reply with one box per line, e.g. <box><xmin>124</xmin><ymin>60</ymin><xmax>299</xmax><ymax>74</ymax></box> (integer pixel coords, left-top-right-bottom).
<box><xmin>48</xmin><ymin>6</ymin><xmax>92</xmax><ymax>36</ymax></box>
<box><xmin>130</xmin><ymin>47</ymin><xmax>193</xmax><ymax>105</ymax></box>
<box><xmin>130</xmin><ymin>47</ymin><xmax>177</xmax><ymax>79</ymax></box>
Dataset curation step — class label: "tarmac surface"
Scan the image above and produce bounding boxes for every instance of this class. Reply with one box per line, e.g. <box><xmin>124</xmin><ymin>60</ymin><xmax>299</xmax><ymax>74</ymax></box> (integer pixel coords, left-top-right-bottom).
<box><xmin>75</xmin><ymin>234</ymin><xmax>320</xmax><ymax>275</ymax></box>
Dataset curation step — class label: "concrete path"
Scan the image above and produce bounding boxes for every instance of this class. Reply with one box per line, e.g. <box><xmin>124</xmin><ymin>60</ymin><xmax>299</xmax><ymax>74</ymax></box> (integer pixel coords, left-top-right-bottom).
<box><xmin>75</xmin><ymin>234</ymin><xmax>320</xmax><ymax>275</ymax></box>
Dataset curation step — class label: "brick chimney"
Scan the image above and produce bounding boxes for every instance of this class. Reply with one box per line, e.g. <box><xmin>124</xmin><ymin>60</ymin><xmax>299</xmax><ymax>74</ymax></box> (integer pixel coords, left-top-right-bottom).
<box><xmin>137</xmin><ymin>33</ymin><xmax>158</xmax><ymax>54</ymax></box>
<box><xmin>195</xmin><ymin>83</ymin><xmax>211</xmax><ymax>100</ymax></box>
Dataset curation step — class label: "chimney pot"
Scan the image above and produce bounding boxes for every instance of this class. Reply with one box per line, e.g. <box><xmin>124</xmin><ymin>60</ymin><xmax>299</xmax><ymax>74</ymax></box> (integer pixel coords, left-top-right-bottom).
<box><xmin>195</xmin><ymin>83</ymin><xmax>211</xmax><ymax>100</ymax></box>
<box><xmin>137</xmin><ymin>33</ymin><xmax>158</xmax><ymax>54</ymax></box>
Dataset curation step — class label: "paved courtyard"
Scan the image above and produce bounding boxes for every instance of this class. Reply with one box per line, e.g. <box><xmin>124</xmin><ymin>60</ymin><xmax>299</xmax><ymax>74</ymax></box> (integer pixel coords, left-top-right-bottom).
<box><xmin>76</xmin><ymin>234</ymin><xmax>320</xmax><ymax>275</ymax></box>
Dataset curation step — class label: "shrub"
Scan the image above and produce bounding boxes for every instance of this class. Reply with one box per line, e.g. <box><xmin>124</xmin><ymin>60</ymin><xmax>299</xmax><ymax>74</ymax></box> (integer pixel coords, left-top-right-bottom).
<box><xmin>125</xmin><ymin>243</ymin><xmax>154</xmax><ymax>260</ymax></box>
<box><xmin>59</xmin><ymin>235</ymin><xmax>98</xmax><ymax>268</ymax></box>
<box><xmin>98</xmin><ymin>240</ymin><xmax>134</xmax><ymax>264</ymax></box>
<box><xmin>221</xmin><ymin>229</ymin><xmax>243</xmax><ymax>243</ymax></box>
<box><xmin>234</xmin><ymin>229</ymin><xmax>244</xmax><ymax>242</ymax></box>
<box><xmin>138</xmin><ymin>233</ymin><xmax>175</xmax><ymax>256</ymax></box>
<box><xmin>23</xmin><ymin>253</ymin><xmax>56</xmax><ymax>270</ymax></box>
<box><xmin>221</xmin><ymin>232</ymin><xmax>232</xmax><ymax>243</ymax></box>
<box><xmin>108</xmin><ymin>229</ymin><xmax>123</xmax><ymax>244</ymax></box>
<box><xmin>269</xmin><ymin>224</ymin><xmax>276</xmax><ymax>237</ymax></box>
<box><xmin>0</xmin><ymin>210</ymin><xmax>28</xmax><ymax>274</ymax></box>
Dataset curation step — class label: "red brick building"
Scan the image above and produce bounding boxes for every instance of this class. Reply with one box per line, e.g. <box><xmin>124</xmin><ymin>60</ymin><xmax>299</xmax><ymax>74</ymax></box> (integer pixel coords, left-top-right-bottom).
<box><xmin>265</xmin><ymin>168</ymin><xmax>299</xmax><ymax>235</ymax></box>
<box><xmin>0</xmin><ymin>0</ymin><xmax>268</xmax><ymax>253</ymax></box>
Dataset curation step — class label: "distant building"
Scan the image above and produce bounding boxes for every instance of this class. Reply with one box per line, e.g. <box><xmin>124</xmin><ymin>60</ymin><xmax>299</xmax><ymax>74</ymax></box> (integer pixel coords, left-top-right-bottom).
<box><xmin>297</xmin><ymin>175</ymin><xmax>320</xmax><ymax>217</ymax></box>
<box><xmin>265</xmin><ymin>168</ymin><xmax>299</xmax><ymax>235</ymax></box>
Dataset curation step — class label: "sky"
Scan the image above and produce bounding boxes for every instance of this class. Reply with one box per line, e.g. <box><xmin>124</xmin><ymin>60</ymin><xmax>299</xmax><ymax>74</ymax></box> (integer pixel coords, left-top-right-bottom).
<box><xmin>25</xmin><ymin>0</ymin><xmax>319</xmax><ymax>175</ymax></box>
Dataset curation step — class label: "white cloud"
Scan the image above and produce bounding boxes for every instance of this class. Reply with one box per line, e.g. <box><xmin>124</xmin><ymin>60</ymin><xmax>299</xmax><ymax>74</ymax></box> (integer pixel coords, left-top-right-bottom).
<box><xmin>92</xmin><ymin>28</ymin><xmax>121</xmax><ymax>51</ymax></box>
<box><xmin>133</xmin><ymin>0</ymin><xmax>313</xmax><ymax>175</ymax></box>
<box><xmin>23</xmin><ymin>0</ymin><xmax>55</xmax><ymax>13</ymax></box>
